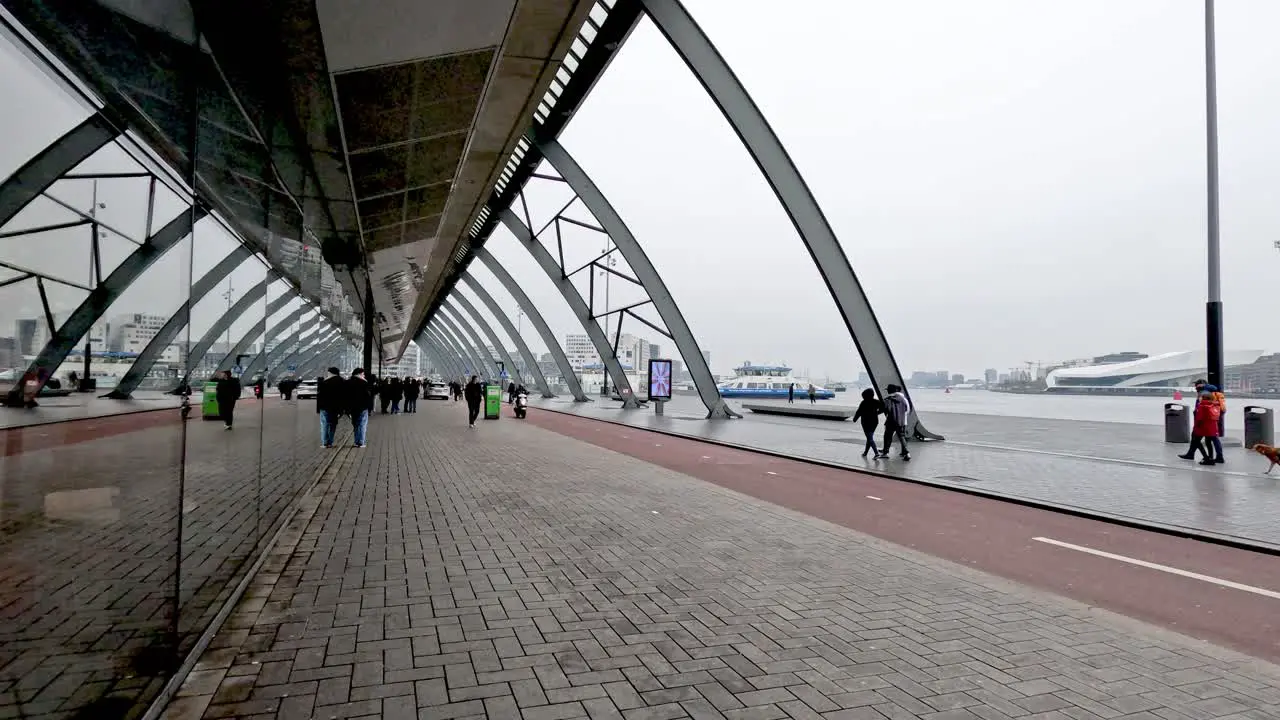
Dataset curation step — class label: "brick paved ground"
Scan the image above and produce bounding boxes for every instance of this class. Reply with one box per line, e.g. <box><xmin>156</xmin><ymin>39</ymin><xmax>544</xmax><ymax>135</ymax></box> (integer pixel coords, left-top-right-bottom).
<box><xmin>169</xmin><ymin>400</ymin><xmax>1280</xmax><ymax>719</ymax></box>
<box><xmin>532</xmin><ymin>398</ymin><xmax>1280</xmax><ymax>548</ymax></box>
<box><xmin>0</xmin><ymin>400</ymin><xmax>344</xmax><ymax>719</ymax></box>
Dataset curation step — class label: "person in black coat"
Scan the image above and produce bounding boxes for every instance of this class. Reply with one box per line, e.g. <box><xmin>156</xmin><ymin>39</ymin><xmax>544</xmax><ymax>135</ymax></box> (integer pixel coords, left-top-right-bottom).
<box><xmin>464</xmin><ymin>375</ymin><xmax>484</xmax><ymax>428</ymax></box>
<box><xmin>345</xmin><ymin>368</ymin><xmax>374</xmax><ymax>448</ymax></box>
<box><xmin>214</xmin><ymin>370</ymin><xmax>242</xmax><ymax>430</ymax></box>
<box><xmin>851</xmin><ymin>388</ymin><xmax>883</xmax><ymax>458</ymax></box>
<box><xmin>403</xmin><ymin>378</ymin><xmax>420</xmax><ymax>413</ymax></box>
<box><xmin>316</xmin><ymin>368</ymin><xmax>346</xmax><ymax>448</ymax></box>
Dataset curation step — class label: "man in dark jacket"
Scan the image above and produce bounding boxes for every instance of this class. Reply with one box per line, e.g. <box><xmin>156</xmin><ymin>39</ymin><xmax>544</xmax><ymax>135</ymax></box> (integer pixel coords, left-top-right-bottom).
<box><xmin>215</xmin><ymin>370</ymin><xmax>242</xmax><ymax>430</ymax></box>
<box><xmin>345</xmin><ymin>368</ymin><xmax>374</xmax><ymax>448</ymax></box>
<box><xmin>316</xmin><ymin>367</ymin><xmax>346</xmax><ymax>448</ymax></box>
<box><xmin>464</xmin><ymin>375</ymin><xmax>484</xmax><ymax>428</ymax></box>
<box><xmin>403</xmin><ymin>378</ymin><xmax>420</xmax><ymax>414</ymax></box>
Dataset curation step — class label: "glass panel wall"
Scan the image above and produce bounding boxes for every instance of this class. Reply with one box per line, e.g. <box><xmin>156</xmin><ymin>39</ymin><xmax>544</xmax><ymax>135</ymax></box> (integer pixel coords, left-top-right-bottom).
<box><xmin>0</xmin><ymin>11</ymin><xmax>361</xmax><ymax>719</ymax></box>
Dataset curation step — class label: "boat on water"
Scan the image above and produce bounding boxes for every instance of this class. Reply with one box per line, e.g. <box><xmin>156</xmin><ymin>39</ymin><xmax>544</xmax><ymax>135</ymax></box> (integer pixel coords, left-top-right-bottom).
<box><xmin>717</xmin><ymin>364</ymin><xmax>835</xmax><ymax>399</ymax></box>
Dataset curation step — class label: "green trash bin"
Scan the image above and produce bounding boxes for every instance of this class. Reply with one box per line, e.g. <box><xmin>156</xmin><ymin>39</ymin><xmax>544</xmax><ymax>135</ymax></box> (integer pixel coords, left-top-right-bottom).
<box><xmin>484</xmin><ymin>383</ymin><xmax>502</xmax><ymax>420</ymax></box>
<box><xmin>201</xmin><ymin>381</ymin><xmax>220</xmax><ymax>420</ymax></box>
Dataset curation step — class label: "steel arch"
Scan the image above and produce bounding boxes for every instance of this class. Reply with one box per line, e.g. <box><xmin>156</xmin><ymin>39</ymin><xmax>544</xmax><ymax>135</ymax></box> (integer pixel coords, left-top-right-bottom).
<box><xmin>427</xmin><ymin>326</ymin><xmax>469</xmax><ymax>379</ymax></box>
<box><xmin>179</xmin><ymin>273</ymin><xmax>273</xmax><ymax>389</ymax></box>
<box><xmin>215</xmin><ymin>292</ymin><xmax>298</xmax><ymax>375</ymax></box>
<box><xmin>435</xmin><ymin>316</ymin><xmax>488</xmax><ymax>381</ymax></box>
<box><xmin>446</xmin><ymin>293</ymin><xmax>534</xmax><ymax>395</ymax></box>
<box><xmin>244</xmin><ymin>316</ymin><xmax>322</xmax><ymax>380</ymax></box>
<box><xmin>438</xmin><ymin>304</ymin><xmax>500</xmax><ymax>380</ymax></box>
<box><xmin>5</xmin><ymin>206</ymin><xmax>206</xmax><ymax>404</ymax></box>
<box><xmin>421</xmin><ymin>336</ymin><xmax>459</xmax><ymax>380</ymax></box>
<box><xmin>0</xmin><ymin>113</ymin><xmax>120</xmax><ymax>228</ymax></box>
<box><xmin>539</xmin><ymin>138</ymin><xmax>736</xmax><ymax>418</ymax></box>
<box><xmin>278</xmin><ymin>327</ymin><xmax>338</xmax><ymax>380</ymax></box>
<box><xmin>639</xmin><ymin>0</ymin><xmax>940</xmax><ymax>439</ymax></box>
<box><xmin>107</xmin><ymin>245</ymin><xmax>253</xmax><ymax>398</ymax></box>
<box><xmin>297</xmin><ymin>340</ymin><xmax>344</xmax><ymax>379</ymax></box>
<box><xmin>500</xmin><ymin>209</ymin><xmax>638</xmax><ymax>407</ymax></box>
<box><xmin>457</xmin><ymin>274</ymin><xmax>553</xmax><ymax>398</ymax></box>
<box><xmin>474</xmin><ymin>249</ymin><xmax>587</xmax><ymax>402</ymax></box>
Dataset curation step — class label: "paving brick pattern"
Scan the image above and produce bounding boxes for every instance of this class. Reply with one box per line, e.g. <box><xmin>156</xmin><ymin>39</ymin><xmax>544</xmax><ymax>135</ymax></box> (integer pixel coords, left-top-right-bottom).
<box><xmin>0</xmin><ymin>400</ymin><xmax>345</xmax><ymax>719</ymax></box>
<box><xmin>533</xmin><ymin>399</ymin><xmax>1280</xmax><ymax>548</ymax></box>
<box><xmin>173</xmin><ymin>401</ymin><xmax>1280</xmax><ymax>719</ymax></box>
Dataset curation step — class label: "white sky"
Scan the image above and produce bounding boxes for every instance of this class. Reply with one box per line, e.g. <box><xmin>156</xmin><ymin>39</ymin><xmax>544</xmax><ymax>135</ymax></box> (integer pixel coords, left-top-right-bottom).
<box><xmin>3</xmin><ymin>0</ymin><xmax>1280</xmax><ymax>379</ymax></box>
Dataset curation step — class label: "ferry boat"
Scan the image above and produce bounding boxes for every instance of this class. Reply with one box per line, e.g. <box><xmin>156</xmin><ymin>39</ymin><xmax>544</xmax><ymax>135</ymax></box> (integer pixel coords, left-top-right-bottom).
<box><xmin>717</xmin><ymin>364</ymin><xmax>835</xmax><ymax>400</ymax></box>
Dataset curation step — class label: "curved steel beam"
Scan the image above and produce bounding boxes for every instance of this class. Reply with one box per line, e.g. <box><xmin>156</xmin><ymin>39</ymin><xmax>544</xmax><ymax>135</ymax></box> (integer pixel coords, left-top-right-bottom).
<box><xmin>500</xmin><ymin>209</ymin><xmax>638</xmax><ymax>407</ymax></box>
<box><xmin>458</xmin><ymin>274</ymin><xmax>553</xmax><ymax>398</ymax></box>
<box><xmin>539</xmin><ymin>139</ymin><xmax>737</xmax><ymax>419</ymax></box>
<box><xmin>421</xmin><ymin>335</ymin><xmax>460</xmax><ymax>380</ymax></box>
<box><xmin>448</xmin><ymin>292</ymin><xmax>537</xmax><ymax>395</ymax></box>
<box><xmin>0</xmin><ymin>113</ymin><xmax>120</xmax><ymax>228</ymax></box>
<box><xmin>107</xmin><ymin>245</ymin><xmax>253</xmax><ymax>398</ymax></box>
<box><xmin>244</xmin><ymin>315</ymin><xmax>321</xmax><ymax>379</ymax></box>
<box><xmin>639</xmin><ymin>0</ymin><xmax>939</xmax><ymax>439</ymax></box>
<box><xmin>277</xmin><ymin>327</ymin><xmax>338</xmax><ymax>379</ymax></box>
<box><xmin>178</xmin><ymin>273</ymin><xmax>273</xmax><ymax>388</ymax></box>
<box><xmin>439</xmin><ymin>304</ymin><xmax>501</xmax><ymax>380</ymax></box>
<box><xmin>427</xmin><ymin>326</ymin><xmax>469</xmax><ymax>379</ymax></box>
<box><xmin>5</xmin><ymin>206</ymin><xmax>206</xmax><ymax>404</ymax></box>
<box><xmin>297</xmin><ymin>339</ymin><xmax>345</xmax><ymax>379</ymax></box>
<box><xmin>221</xmin><ymin>301</ymin><xmax>307</xmax><ymax>375</ymax></box>
<box><xmin>475</xmin><ymin>249</ymin><xmax>589</xmax><ymax>402</ymax></box>
<box><xmin>435</xmin><ymin>317</ymin><xmax>488</xmax><ymax>381</ymax></box>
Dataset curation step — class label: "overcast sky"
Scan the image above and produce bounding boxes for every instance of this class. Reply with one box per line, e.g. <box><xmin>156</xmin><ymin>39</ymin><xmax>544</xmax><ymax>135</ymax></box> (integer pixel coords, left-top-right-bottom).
<box><xmin>4</xmin><ymin>1</ymin><xmax>1280</xmax><ymax>379</ymax></box>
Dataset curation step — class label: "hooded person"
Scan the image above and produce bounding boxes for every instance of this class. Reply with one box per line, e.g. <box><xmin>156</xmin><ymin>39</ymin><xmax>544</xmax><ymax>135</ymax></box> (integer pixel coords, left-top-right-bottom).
<box><xmin>880</xmin><ymin>384</ymin><xmax>911</xmax><ymax>461</ymax></box>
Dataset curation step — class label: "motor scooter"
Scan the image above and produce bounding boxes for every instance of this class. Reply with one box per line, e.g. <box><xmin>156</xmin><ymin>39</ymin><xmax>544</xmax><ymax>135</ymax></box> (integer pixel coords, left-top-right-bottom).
<box><xmin>514</xmin><ymin>392</ymin><xmax>528</xmax><ymax>419</ymax></box>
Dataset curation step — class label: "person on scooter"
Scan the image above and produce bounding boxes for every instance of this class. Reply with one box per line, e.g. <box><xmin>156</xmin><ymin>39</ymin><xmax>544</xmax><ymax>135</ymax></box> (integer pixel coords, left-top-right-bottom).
<box><xmin>514</xmin><ymin>385</ymin><xmax>529</xmax><ymax>419</ymax></box>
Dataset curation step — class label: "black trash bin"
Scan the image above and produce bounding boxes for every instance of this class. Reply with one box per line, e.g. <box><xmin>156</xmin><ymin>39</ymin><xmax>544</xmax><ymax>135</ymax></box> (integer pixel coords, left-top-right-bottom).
<box><xmin>1243</xmin><ymin>406</ymin><xmax>1274</xmax><ymax>448</ymax></box>
<box><xmin>1164</xmin><ymin>403</ymin><xmax>1190</xmax><ymax>444</ymax></box>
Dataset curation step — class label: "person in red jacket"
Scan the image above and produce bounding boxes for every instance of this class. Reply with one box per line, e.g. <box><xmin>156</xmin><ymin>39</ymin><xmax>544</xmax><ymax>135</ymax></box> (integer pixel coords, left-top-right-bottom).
<box><xmin>1192</xmin><ymin>389</ymin><xmax>1221</xmax><ymax>466</ymax></box>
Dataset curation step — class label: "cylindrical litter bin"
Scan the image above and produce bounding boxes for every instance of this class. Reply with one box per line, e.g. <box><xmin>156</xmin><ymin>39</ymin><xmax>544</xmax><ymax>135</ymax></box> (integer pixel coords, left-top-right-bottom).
<box><xmin>1164</xmin><ymin>403</ymin><xmax>1190</xmax><ymax>444</ymax></box>
<box><xmin>1243</xmin><ymin>406</ymin><xmax>1274</xmax><ymax>448</ymax></box>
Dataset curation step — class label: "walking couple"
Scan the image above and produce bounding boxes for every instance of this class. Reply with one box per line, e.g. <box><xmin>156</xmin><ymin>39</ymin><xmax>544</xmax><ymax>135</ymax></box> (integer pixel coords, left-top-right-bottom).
<box><xmin>316</xmin><ymin>367</ymin><xmax>375</xmax><ymax>448</ymax></box>
<box><xmin>1179</xmin><ymin>379</ymin><xmax>1226</xmax><ymax>466</ymax></box>
<box><xmin>852</xmin><ymin>384</ymin><xmax>912</xmax><ymax>461</ymax></box>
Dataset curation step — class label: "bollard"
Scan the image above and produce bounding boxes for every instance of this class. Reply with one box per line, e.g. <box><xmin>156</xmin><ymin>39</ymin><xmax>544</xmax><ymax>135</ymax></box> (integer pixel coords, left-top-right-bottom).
<box><xmin>1243</xmin><ymin>406</ymin><xmax>1274</xmax><ymax>448</ymax></box>
<box><xmin>1163</xmin><ymin>403</ymin><xmax>1190</xmax><ymax>444</ymax></box>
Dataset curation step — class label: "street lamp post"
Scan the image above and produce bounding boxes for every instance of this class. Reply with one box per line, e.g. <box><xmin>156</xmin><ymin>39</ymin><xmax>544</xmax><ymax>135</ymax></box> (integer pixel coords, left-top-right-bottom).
<box><xmin>1204</xmin><ymin>0</ymin><xmax>1224</xmax><ymax>389</ymax></box>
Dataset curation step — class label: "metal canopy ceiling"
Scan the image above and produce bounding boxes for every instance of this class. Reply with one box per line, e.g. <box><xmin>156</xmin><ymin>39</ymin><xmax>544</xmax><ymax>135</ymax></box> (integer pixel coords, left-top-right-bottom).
<box><xmin>3</xmin><ymin>0</ymin><xmax>594</xmax><ymax>361</ymax></box>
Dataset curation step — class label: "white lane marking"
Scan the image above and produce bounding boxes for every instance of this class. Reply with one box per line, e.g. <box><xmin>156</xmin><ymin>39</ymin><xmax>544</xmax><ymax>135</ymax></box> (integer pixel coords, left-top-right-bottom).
<box><xmin>1032</xmin><ymin>537</ymin><xmax>1280</xmax><ymax>600</ymax></box>
<box><xmin>766</xmin><ymin>471</ymin><xmax>777</xmax><ymax>475</ymax></box>
<box><xmin>866</xmin><ymin>496</ymin><xmax>882</xmax><ymax>501</ymax></box>
<box><xmin>701</xmin><ymin>456</ymin><xmax>711</xmax><ymax>460</ymax></box>
<box><xmin>655</xmin><ymin>444</ymin><xmax>662</xmax><ymax>447</ymax></box>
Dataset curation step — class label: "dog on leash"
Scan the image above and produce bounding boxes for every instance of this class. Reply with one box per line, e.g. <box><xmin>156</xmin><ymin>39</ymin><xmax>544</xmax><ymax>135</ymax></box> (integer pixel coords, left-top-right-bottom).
<box><xmin>1251</xmin><ymin>443</ymin><xmax>1280</xmax><ymax>474</ymax></box>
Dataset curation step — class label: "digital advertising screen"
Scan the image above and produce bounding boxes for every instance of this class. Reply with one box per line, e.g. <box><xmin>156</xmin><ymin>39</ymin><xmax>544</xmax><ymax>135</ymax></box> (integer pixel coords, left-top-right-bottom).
<box><xmin>648</xmin><ymin>358</ymin><xmax>673</xmax><ymax>401</ymax></box>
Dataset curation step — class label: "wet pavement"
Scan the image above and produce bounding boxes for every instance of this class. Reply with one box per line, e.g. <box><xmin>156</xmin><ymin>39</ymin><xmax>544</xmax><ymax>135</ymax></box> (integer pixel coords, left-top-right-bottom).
<box><xmin>531</xmin><ymin>396</ymin><xmax>1280</xmax><ymax>550</ymax></box>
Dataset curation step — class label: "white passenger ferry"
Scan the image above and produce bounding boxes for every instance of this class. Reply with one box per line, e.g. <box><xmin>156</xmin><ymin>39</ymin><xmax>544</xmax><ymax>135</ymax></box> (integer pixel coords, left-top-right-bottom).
<box><xmin>716</xmin><ymin>364</ymin><xmax>835</xmax><ymax>400</ymax></box>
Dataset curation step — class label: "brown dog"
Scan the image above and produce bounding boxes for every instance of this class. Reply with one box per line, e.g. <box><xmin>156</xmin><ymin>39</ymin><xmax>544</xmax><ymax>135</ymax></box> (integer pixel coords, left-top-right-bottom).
<box><xmin>1251</xmin><ymin>443</ymin><xmax>1280</xmax><ymax>474</ymax></box>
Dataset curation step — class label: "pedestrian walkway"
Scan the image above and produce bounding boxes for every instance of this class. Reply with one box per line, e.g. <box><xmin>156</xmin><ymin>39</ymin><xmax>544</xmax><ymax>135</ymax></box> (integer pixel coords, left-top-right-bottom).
<box><xmin>162</xmin><ymin>401</ymin><xmax>1280</xmax><ymax>719</ymax></box>
<box><xmin>533</xmin><ymin>398</ymin><xmax>1280</xmax><ymax>550</ymax></box>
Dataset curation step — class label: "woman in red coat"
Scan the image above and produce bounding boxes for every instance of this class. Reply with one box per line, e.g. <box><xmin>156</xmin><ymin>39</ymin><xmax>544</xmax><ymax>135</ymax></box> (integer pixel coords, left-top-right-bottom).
<box><xmin>1192</xmin><ymin>390</ymin><xmax>1221</xmax><ymax>466</ymax></box>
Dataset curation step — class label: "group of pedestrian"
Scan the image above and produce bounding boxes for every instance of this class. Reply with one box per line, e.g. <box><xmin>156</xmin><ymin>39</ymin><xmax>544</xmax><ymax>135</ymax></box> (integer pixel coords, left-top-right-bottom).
<box><xmin>316</xmin><ymin>367</ymin><xmax>374</xmax><ymax>448</ymax></box>
<box><xmin>784</xmin><ymin>383</ymin><xmax>820</xmax><ymax>404</ymax></box>
<box><xmin>852</xmin><ymin>385</ymin><xmax>913</xmax><ymax>461</ymax></box>
<box><xmin>373</xmin><ymin>376</ymin><xmax>421</xmax><ymax>415</ymax></box>
<box><xmin>1180</xmin><ymin>378</ymin><xmax>1227</xmax><ymax>465</ymax></box>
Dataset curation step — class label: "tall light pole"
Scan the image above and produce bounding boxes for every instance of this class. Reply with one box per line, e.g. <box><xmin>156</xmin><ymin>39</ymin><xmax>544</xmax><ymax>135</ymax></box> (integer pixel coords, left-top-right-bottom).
<box><xmin>1204</xmin><ymin>0</ymin><xmax>1224</xmax><ymax>388</ymax></box>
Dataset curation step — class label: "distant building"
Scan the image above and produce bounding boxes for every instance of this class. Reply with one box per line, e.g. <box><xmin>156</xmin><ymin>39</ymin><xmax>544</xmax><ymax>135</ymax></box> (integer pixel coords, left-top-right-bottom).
<box><xmin>18</xmin><ymin>315</ymin><xmax>110</xmax><ymax>358</ymax></box>
<box><xmin>1046</xmin><ymin>350</ymin><xmax>1262</xmax><ymax>393</ymax></box>
<box><xmin>564</xmin><ymin>334</ymin><xmax>599</xmax><ymax>370</ymax></box>
<box><xmin>984</xmin><ymin>368</ymin><xmax>998</xmax><ymax>385</ymax></box>
<box><xmin>1092</xmin><ymin>351</ymin><xmax>1148</xmax><ymax>365</ymax></box>
<box><xmin>109</xmin><ymin>313</ymin><xmax>177</xmax><ymax>362</ymax></box>
<box><xmin>385</xmin><ymin>341</ymin><xmax>422</xmax><ymax>378</ymax></box>
<box><xmin>951</xmin><ymin>374</ymin><xmax>965</xmax><ymax>385</ymax></box>
<box><xmin>1226</xmin><ymin>353</ymin><xmax>1280</xmax><ymax>393</ymax></box>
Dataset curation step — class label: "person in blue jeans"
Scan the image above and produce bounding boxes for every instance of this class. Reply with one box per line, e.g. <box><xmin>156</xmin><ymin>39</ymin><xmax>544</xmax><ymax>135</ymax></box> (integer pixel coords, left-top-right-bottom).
<box><xmin>851</xmin><ymin>388</ymin><xmax>883</xmax><ymax>458</ymax></box>
<box><xmin>345</xmin><ymin>368</ymin><xmax>374</xmax><ymax>448</ymax></box>
<box><xmin>316</xmin><ymin>367</ymin><xmax>346</xmax><ymax>448</ymax></box>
